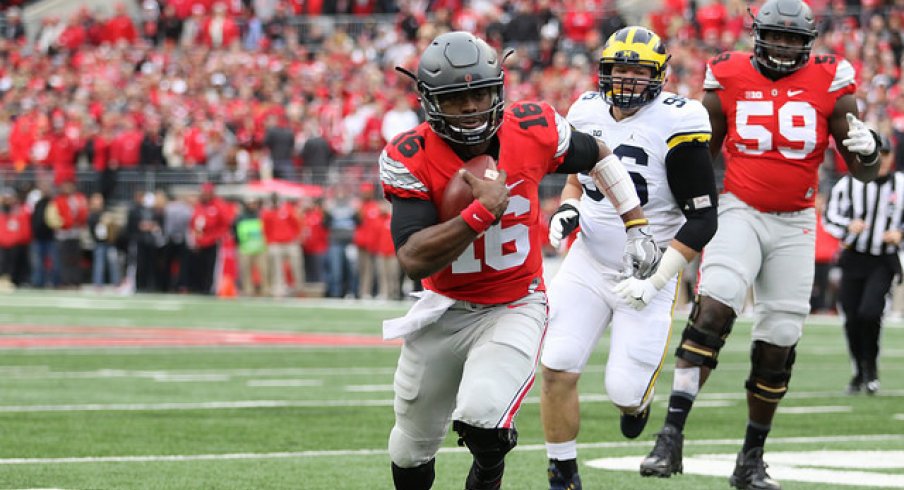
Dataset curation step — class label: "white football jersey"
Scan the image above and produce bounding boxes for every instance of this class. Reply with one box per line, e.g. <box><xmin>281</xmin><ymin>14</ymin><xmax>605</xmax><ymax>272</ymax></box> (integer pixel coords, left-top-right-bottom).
<box><xmin>566</xmin><ymin>90</ymin><xmax>712</xmax><ymax>271</ymax></box>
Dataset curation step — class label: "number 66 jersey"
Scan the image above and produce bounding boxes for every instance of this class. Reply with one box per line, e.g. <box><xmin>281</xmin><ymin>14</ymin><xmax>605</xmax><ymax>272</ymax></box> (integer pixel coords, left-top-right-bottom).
<box><xmin>566</xmin><ymin>90</ymin><xmax>711</xmax><ymax>272</ymax></box>
<box><xmin>705</xmin><ymin>51</ymin><xmax>856</xmax><ymax>212</ymax></box>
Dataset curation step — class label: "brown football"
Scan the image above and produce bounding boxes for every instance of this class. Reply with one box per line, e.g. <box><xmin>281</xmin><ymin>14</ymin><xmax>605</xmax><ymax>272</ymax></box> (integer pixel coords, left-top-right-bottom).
<box><xmin>438</xmin><ymin>155</ymin><xmax>499</xmax><ymax>222</ymax></box>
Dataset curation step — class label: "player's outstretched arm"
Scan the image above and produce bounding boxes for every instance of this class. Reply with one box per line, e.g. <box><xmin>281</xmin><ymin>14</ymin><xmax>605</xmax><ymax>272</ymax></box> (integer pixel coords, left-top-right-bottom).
<box><xmin>831</xmin><ymin>94</ymin><xmax>880</xmax><ymax>182</ymax></box>
<box><xmin>391</xmin><ymin>170</ymin><xmax>509</xmax><ymax>280</ymax></box>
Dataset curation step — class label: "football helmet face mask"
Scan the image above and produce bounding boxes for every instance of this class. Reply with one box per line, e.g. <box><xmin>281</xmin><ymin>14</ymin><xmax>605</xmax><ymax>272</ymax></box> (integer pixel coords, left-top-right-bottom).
<box><xmin>408</xmin><ymin>31</ymin><xmax>506</xmax><ymax>146</ymax></box>
<box><xmin>599</xmin><ymin>26</ymin><xmax>670</xmax><ymax>110</ymax></box>
<box><xmin>752</xmin><ymin>0</ymin><xmax>817</xmax><ymax>74</ymax></box>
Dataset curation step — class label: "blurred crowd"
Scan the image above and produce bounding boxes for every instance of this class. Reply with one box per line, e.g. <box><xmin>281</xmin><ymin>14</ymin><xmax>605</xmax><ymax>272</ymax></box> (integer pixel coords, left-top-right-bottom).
<box><xmin>1</xmin><ymin>0</ymin><xmax>903</xmax><ymax>300</ymax></box>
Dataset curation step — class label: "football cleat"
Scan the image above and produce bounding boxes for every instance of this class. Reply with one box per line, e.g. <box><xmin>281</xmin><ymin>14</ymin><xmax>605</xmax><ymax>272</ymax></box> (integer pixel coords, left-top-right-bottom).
<box><xmin>729</xmin><ymin>447</ymin><xmax>781</xmax><ymax>490</ymax></box>
<box><xmin>844</xmin><ymin>374</ymin><xmax>862</xmax><ymax>395</ymax></box>
<box><xmin>639</xmin><ymin>424</ymin><xmax>683</xmax><ymax>477</ymax></box>
<box><xmin>620</xmin><ymin>405</ymin><xmax>651</xmax><ymax>439</ymax></box>
<box><xmin>547</xmin><ymin>462</ymin><xmax>582</xmax><ymax>490</ymax></box>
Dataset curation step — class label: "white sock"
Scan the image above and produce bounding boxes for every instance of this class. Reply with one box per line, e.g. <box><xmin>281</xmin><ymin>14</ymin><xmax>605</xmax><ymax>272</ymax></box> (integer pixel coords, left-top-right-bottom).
<box><xmin>546</xmin><ymin>440</ymin><xmax>578</xmax><ymax>461</ymax></box>
<box><xmin>672</xmin><ymin>367</ymin><xmax>701</xmax><ymax>397</ymax></box>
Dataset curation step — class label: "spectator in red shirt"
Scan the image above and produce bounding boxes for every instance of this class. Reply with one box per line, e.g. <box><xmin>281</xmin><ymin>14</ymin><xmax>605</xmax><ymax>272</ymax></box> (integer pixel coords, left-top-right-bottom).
<box><xmin>183</xmin><ymin>123</ymin><xmax>208</xmax><ymax>167</ymax></box>
<box><xmin>301</xmin><ymin>197</ymin><xmax>328</xmax><ymax>285</ymax></box>
<box><xmin>813</xmin><ymin>193</ymin><xmax>841</xmax><ymax>313</ymax></box>
<box><xmin>53</xmin><ymin>180</ymin><xmax>88</xmax><ymax>287</ymax></box>
<box><xmin>261</xmin><ymin>194</ymin><xmax>304</xmax><ymax>297</ymax></box>
<box><xmin>354</xmin><ymin>182</ymin><xmax>382</xmax><ymax>298</ymax></box>
<box><xmin>109</xmin><ymin>118</ymin><xmax>143</xmax><ymax>168</ymax></box>
<box><xmin>48</xmin><ymin>115</ymin><xmax>80</xmax><ymax>186</ymax></box>
<box><xmin>0</xmin><ymin>188</ymin><xmax>30</xmax><ymax>288</ymax></box>
<box><xmin>373</xmin><ymin>200</ymin><xmax>399</xmax><ymax>300</ymax></box>
<box><xmin>188</xmin><ymin>182</ymin><xmax>231</xmax><ymax>294</ymax></box>
<box><xmin>200</xmin><ymin>2</ymin><xmax>240</xmax><ymax>49</ymax></box>
<box><xmin>104</xmin><ymin>3</ymin><xmax>138</xmax><ymax>45</ymax></box>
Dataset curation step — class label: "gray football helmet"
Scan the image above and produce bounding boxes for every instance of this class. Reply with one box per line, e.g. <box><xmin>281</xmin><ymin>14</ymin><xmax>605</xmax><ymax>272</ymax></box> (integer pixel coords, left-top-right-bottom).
<box><xmin>401</xmin><ymin>31</ymin><xmax>506</xmax><ymax>145</ymax></box>
<box><xmin>752</xmin><ymin>0</ymin><xmax>817</xmax><ymax>74</ymax></box>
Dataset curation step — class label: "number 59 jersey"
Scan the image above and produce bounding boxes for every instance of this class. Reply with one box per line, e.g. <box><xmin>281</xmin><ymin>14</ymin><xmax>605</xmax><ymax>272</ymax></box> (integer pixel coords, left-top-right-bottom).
<box><xmin>566</xmin><ymin>90</ymin><xmax>711</xmax><ymax>272</ymax></box>
<box><xmin>705</xmin><ymin>51</ymin><xmax>856</xmax><ymax>212</ymax></box>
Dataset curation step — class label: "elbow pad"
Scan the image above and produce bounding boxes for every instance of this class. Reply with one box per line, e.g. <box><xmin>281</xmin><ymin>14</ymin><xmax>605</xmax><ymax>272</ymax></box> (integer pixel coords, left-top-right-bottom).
<box><xmin>590</xmin><ymin>154</ymin><xmax>640</xmax><ymax>215</ymax></box>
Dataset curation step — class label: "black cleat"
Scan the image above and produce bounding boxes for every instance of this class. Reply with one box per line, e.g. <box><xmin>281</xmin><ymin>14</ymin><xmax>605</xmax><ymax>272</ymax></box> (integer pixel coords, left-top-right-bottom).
<box><xmin>547</xmin><ymin>462</ymin><xmax>582</xmax><ymax>490</ymax></box>
<box><xmin>620</xmin><ymin>405</ymin><xmax>651</xmax><ymax>439</ymax></box>
<box><xmin>729</xmin><ymin>447</ymin><xmax>781</xmax><ymax>490</ymax></box>
<box><xmin>639</xmin><ymin>424</ymin><xmax>683</xmax><ymax>478</ymax></box>
<box><xmin>465</xmin><ymin>460</ymin><xmax>502</xmax><ymax>490</ymax></box>
<box><xmin>844</xmin><ymin>374</ymin><xmax>862</xmax><ymax>395</ymax></box>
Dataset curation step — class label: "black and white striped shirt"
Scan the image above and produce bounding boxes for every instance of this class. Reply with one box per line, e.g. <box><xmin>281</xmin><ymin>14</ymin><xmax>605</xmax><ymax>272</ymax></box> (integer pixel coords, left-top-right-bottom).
<box><xmin>824</xmin><ymin>171</ymin><xmax>904</xmax><ymax>256</ymax></box>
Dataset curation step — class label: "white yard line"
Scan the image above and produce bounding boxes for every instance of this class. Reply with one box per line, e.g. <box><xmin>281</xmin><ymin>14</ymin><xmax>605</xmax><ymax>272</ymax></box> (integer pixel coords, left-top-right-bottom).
<box><xmin>0</xmin><ymin>435</ymin><xmax>900</xmax><ymax>465</ymax></box>
<box><xmin>0</xmin><ymin>389</ymin><xmax>899</xmax><ymax>413</ymax></box>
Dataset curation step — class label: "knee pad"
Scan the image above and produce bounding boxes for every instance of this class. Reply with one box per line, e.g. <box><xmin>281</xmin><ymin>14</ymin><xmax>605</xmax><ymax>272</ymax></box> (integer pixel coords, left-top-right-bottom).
<box><xmin>675</xmin><ymin>296</ymin><xmax>736</xmax><ymax>369</ymax></box>
<box><xmin>391</xmin><ymin>459</ymin><xmax>435</xmax><ymax>490</ymax></box>
<box><xmin>745</xmin><ymin>341</ymin><xmax>796</xmax><ymax>403</ymax></box>
<box><xmin>756</xmin><ymin>309</ymin><xmax>805</xmax><ymax>346</ymax></box>
<box><xmin>388</xmin><ymin>425</ymin><xmax>443</xmax><ymax>469</ymax></box>
<box><xmin>453</xmin><ymin>421</ymin><xmax>518</xmax><ymax>468</ymax></box>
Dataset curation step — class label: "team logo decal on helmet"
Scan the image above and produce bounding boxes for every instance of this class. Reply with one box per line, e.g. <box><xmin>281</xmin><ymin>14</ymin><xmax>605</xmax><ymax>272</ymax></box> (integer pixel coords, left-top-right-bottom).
<box><xmin>599</xmin><ymin>26</ymin><xmax>670</xmax><ymax>109</ymax></box>
<box><xmin>751</xmin><ymin>0</ymin><xmax>817</xmax><ymax>74</ymax></box>
<box><xmin>396</xmin><ymin>31</ymin><xmax>511</xmax><ymax>145</ymax></box>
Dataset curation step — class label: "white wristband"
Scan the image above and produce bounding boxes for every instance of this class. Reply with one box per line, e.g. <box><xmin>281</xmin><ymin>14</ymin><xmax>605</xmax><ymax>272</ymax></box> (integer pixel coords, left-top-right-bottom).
<box><xmin>590</xmin><ymin>154</ymin><xmax>641</xmax><ymax>215</ymax></box>
<box><xmin>649</xmin><ymin>246</ymin><xmax>690</xmax><ymax>289</ymax></box>
<box><xmin>560</xmin><ymin>197</ymin><xmax>581</xmax><ymax>210</ymax></box>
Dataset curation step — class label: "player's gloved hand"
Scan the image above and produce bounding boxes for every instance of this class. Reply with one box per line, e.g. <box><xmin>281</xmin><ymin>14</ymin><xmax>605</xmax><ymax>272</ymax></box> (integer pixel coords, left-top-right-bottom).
<box><xmin>843</xmin><ymin>113</ymin><xmax>878</xmax><ymax>161</ymax></box>
<box><xmin>615</xmin><ymin>246</ymin><xmax>690</xmax><ymax>310</ymax></box>
<box><xmin>614</xmin><ymin>276</ymin><xmax>660</xmax><ymax>310</ymax></box>
<box><xmin>548</xmin><ymin>198</ymin><xmax>580</xmax><ymax>248</ymax></box>
<box><xmin>622</xmin><ymin>223</ymin><xmax>661</xmax><ymax>279</ymax></box>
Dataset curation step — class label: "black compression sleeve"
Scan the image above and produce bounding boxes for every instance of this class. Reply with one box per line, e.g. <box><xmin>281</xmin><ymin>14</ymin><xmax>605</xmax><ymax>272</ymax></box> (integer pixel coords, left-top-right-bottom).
<box><xmin>390</xmin><ymin>197</ymin><xmax>438</xmax><ymax>251</ymax></box>
<box><xmin>556</xmin><ymin>130</ymin><xmax>600</xmax><ymax>174</ymax></box>
<box><xmin>666</xmin><ymin>143</ymin><xmax>719</xmax><ymax>251</ymax></box>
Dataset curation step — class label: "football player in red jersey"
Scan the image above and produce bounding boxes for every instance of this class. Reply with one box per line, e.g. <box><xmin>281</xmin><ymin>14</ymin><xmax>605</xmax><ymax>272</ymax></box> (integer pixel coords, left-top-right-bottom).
<box><xmin>638</xmin><ymin>1</ymin><xmax>882</xmax><ymax>489</ymax></box>
<box><xmin>380</xmin><ymin>31</ymin><xmax>660</xmax><ymax>490</ymax></box>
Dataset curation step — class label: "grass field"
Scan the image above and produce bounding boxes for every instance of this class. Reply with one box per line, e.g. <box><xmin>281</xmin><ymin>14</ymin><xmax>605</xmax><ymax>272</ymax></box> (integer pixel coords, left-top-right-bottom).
<box><xmin>0</xmin><ymin>290</ymin><xmax>902</xmax><ymax>489</ymax></box>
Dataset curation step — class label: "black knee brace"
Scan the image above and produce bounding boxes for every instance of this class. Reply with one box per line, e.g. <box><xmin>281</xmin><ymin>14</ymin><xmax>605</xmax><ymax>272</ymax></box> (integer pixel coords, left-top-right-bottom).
<box><xmin>391</xmin><ymin>459</ymin><xmax>435</xmax><ymax>490</ymax></box>
<box><xmin>453</xmin><ymin>421</ymin><xmax>518</xmax><ymax>470</ymax></box>
<box><xmin>675</xmin><ymin>296</ymin><xmax>736</xmax><ymax>369</ymax></box>
<box><xmin>745</xmin><ymin>341</ymin><xmax>797</xmax><ymax>403</ymax></box>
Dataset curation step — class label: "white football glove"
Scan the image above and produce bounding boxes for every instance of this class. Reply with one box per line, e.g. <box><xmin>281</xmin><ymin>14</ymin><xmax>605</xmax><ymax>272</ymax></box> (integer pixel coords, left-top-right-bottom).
<box><xmin>623</xmin><ymin>224</ymin><xmax>661</xmax><ymax>279</ymax></box>
<box><xmin>548</xmin><ymin>198</ymin><xmax>580</xmax><ymax>248</ymax></box>
<box><xmin>614</xmin><ymin>276</ymin><xmax>660</xmax><ymax>310</ymax></box>
<box><xmin>842</xmin><ymin>113</ymin><xmax>878</xmax><ymax>159</ymax></box>
<box><xmin>615</xmin><ymin>247</ymin><xmax>690</xmax><ymax>310</ymax></box>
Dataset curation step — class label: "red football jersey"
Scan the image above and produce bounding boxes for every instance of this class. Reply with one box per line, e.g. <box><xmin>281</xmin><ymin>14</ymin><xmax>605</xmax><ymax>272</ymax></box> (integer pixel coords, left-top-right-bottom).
<box><xmin>380</xmin><ymin>101</ymin><xmax>570</xmax><ymax>304</ymax></box>
<box><xmin>705</xmin><ymin>52</ymin><xmax>856</xmax><ymax>212</ymax></box>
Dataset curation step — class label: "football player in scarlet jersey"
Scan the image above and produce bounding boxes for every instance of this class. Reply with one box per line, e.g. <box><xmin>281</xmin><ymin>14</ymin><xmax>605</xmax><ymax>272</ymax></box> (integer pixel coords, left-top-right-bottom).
<box><xmin>540</xmin><ymin>26</ymin><xmax>719</xmax><ymax>490</ymax></box>
<box><xmin>637</xmin><ymin>1</ymin><xmax>882</xmax><ymax>489</ymax></box>
<box><xmin>380</xmin><ymin>31</ymin><xmax>661</xmax><ymax>490</ymax></box>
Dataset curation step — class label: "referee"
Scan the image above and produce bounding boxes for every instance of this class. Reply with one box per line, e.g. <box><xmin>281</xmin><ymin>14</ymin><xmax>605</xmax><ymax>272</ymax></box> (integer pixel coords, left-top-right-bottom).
<box><xmin>824</xmin><ymin>135</ymin><xmax>901</xmax><ymax>395</ymax></box>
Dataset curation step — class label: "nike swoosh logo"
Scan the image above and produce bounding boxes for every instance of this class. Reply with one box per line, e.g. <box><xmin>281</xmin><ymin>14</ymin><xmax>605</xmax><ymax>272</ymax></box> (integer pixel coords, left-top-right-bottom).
<box><xmin>787</xmin><ymin>89</ymin><xmax>804</xmax><ymax>97</ymax></box>
<box><xmin>472</xmin><ymin>213</ymin><xmax>484</xmax><ymax>223</ymax></box>
<box><xmin>506</xmin><ymin>179</ymin><xmax>524</xmax><ymax>191</ymax></box>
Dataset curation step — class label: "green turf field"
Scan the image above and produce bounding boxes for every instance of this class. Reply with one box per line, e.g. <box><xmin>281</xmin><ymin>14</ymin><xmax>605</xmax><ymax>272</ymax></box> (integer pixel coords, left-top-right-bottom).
<box><xmin>0</xmin><ymin>290</ymin><xmax>901</xmax><ymax>489</ymax></box>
